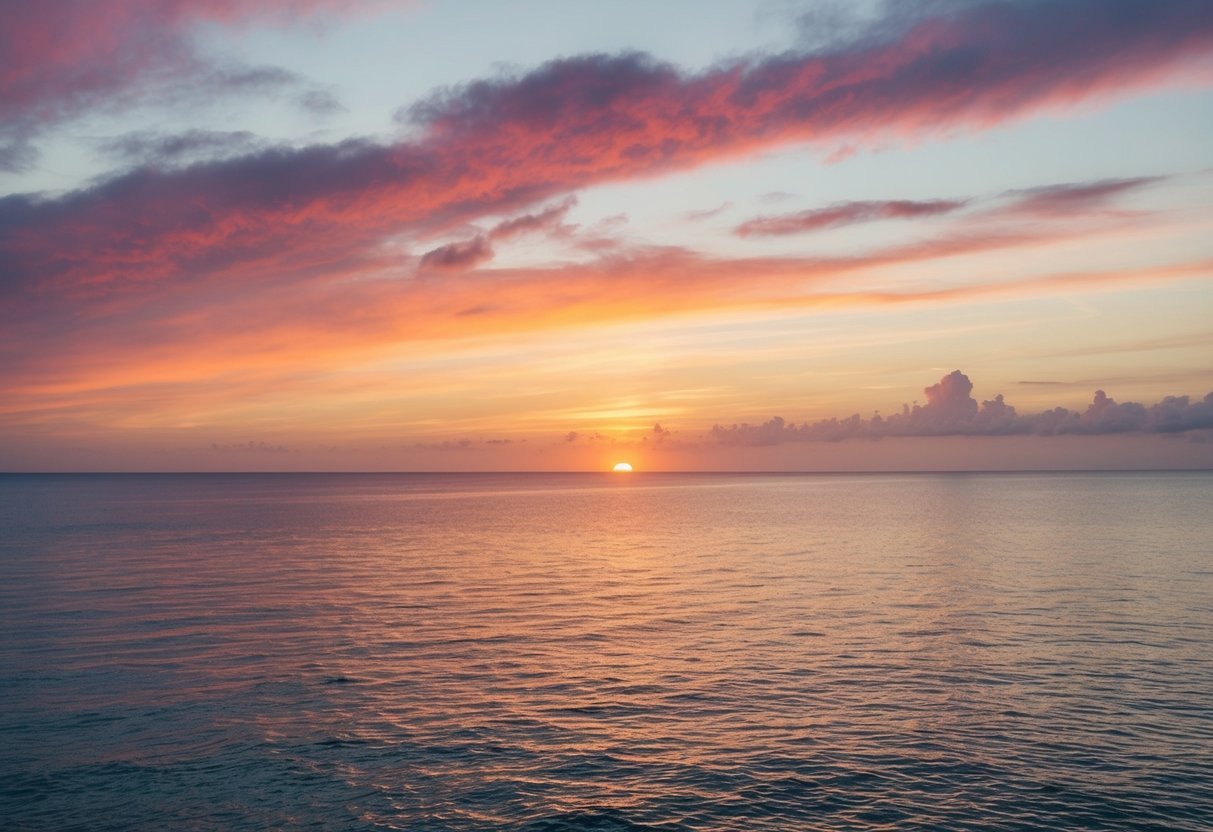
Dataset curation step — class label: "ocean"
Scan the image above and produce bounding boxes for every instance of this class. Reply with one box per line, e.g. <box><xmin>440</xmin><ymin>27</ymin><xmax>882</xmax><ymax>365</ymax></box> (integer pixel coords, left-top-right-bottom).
<box><xmin>1</xmin><ymin>471</ymin><xmax>1211</xmax><ymax>830</ymax></box>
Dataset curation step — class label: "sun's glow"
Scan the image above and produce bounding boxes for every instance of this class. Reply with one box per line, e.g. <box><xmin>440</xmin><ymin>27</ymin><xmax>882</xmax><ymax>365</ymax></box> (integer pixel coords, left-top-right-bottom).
<box><xmin>612</xmin><ymin>462</ymin><xmax>633</xmax><ymax>472</ymax></box>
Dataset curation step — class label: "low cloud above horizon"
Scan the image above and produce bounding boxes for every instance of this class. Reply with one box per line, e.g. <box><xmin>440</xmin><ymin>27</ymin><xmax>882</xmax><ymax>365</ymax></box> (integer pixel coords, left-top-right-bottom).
<box><xmin>710</xmin><ymin>371</ymin><xmax>1213</xmax><ymax>446</ymax></box>
<box><xmin>1</xmin><ymin>0</ymin><xmax>1211</xmax><ymax>472</ymax></box>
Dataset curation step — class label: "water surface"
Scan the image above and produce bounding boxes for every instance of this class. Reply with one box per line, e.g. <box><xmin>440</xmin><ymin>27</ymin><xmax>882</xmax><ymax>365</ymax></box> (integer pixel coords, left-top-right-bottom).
<box><xmin>2</xmin><ymin>472</ymin><xmax>1211</xmax><ymax>830</ymax></box>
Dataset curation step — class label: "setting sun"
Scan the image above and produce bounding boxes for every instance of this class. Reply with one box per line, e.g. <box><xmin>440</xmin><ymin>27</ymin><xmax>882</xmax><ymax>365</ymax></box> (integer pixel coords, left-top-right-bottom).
<box><xmin>612</xmin><ymin>462</ymin><xmax>634</xmax><ymax>472</ymax></box>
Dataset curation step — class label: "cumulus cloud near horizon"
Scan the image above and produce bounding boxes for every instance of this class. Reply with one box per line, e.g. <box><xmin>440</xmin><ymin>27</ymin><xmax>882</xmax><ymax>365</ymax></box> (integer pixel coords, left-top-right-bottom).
<box><xmin>710</xmin><ymin>371</ymin><xmax>1213</xmax><ymax>445</ymax></box>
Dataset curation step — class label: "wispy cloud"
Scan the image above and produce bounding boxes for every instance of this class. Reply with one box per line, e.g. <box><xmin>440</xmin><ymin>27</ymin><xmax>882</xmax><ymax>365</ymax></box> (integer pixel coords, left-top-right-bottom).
<box><xmin>995</xmin><ymin>177</ymin><xmax>1164</xmax><ymax>218</ymax></box>
<box><xmin>3</xmin><ymin>222</ymin><xmax>1206</xmax><ymax>424</ymax></box>
<box><xmin>93</xmin><ymin>129</ymin><xmax>266</xmax><ymax>166</ymax></box>
<box><xmin>683</xmin><ymin>202</ymin><xmax>733</xmax><ymax>222</ymax></box>
<box><xmin>409</xmin><ymin>437</ymin><xmax>520</xmax><ymax>451</ymax></box>
<box><xmin>210</xmin><ymin>440</ymin><xmax>290</xmax><ymax>454</ymax></box>
<box><xmin>417</xmin><ymin>198</ymin><xmax>579</xmax><ymax>272</ymax></box>
<box><xmin>488</xmin><ymin>196</ymin><xmax>578</xmax><ymax>241</ymax></box>
<box><xmin>0</xmin><ymin>0</ymin><xmax>363</xmax><ymax>171</ymax></box>
<box><xmin>732</xmin><ymin>177</ymin><xmax>1164</xmax><ymax>237</ymax></box>
<box><xmin>736</xmin><ymin>199</ymin><xmax>967</xmax><ymax>237</ymax></box>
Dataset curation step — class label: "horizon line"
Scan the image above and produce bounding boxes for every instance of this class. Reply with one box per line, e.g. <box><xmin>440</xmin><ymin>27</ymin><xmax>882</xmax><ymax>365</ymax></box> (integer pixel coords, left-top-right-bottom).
<box><xmin>3</xmin><ymin>468</ymin><xmax>1211</xmax><ymax>476</ymax></box>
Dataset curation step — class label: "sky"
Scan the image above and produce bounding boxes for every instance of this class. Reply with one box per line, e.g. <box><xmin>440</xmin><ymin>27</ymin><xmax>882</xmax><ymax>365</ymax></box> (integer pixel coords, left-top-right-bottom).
<box><xmin>1</xmin><ymin>0</ymin><xmax>1212</xmax><ymax>472</ymax></box>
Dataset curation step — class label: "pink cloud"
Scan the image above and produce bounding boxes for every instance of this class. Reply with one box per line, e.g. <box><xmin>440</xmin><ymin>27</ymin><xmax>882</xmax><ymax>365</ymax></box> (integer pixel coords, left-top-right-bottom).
<box><xmin>4</xmin><ymin>0</ymin><xmax>1211</xmax><ymax>292</ymax></box>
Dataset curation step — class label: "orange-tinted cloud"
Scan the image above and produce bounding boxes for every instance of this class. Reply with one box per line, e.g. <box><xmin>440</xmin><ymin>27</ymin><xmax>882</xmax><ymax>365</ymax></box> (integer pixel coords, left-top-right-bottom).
<box><xmin>3</xmin><ymin>221</ymin><xmax>1207</xmax><ymax>421</ymax></box>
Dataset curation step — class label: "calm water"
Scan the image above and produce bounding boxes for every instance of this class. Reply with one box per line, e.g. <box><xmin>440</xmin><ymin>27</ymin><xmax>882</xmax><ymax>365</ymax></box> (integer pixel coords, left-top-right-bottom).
<box><xmin>1</xmin><ymin>472</ymin><xmax>1211</xmax><ymax>831</ymax></box>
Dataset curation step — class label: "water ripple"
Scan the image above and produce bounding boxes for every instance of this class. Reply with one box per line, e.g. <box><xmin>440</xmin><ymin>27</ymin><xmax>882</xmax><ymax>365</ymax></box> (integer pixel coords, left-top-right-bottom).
<box><xmin>1</xmin><ymin>472</ymin><xmax>1211</xmax><ymax>830</ymax></box>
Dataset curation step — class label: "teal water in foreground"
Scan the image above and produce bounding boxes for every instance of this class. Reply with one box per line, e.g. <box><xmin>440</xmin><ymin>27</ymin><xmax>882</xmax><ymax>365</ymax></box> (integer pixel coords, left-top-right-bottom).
<box><xmin>1</xmin><ymin>472</ymin><xmax>1211</xmax><ymax>830</ymax></box>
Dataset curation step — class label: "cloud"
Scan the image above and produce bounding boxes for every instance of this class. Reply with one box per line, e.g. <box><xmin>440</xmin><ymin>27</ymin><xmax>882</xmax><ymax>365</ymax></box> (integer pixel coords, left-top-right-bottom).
<box><xmin>0</xmin><ymin>0</ymin><xmax>366</xmax><ymax>170</ymax></box>
<box><xmin>419</xmin><ymin>236</ymin><xmax>494</xmax><ymax>272</ymax></box>
<box><xmin>559</xmin><ymin>431</ymin><xmax>607</xmax><ymax>446</ymax></box>
<box><xmin>996</xmin><ymin>177</ymin><xmax>1164</xmax><ymax>218</ymax></box>
<box><xmin>296</xmin><ymin>89</ymin><xmax>346</xmax><ymax>116</ymax></box>
<box><xmin>732</xmin><ymin>177</ymin><xmax>1163</xmax><ymax>238</ymax></box>
<box><xmin>210</xmin><ymin>440</ymin><xmax>290</xmax><ymax>453</ymax></box>
<box><xmin>736</xmin><ymin>199</ymin><xmax>967</xmax><ymax>236</ymax></box>
<box><xmin>94</xmin><ymin>130</ymin><xmax>265</xmax><ymax>166</ymax></box>
<box><xmin>488</xmin><ymin>196</ymin><xmax>578</xmax><ymax>241</ymax></box>
<box><xmin>414</xmin><ymin>198</ymin><xmax>578</xmax><ymax>273</ymax></box>
<box><xmin>1038</xmin><ymin>390</ymin><xmax>1213</xmax><ymax>434</ymax></box>
<box><xmin>2</xmin><ymin>1</ymin><xmax>1212</xmax><ymax>422</ymax></box>
<box><xmin>683</xmin><ymin>202</ymin><xmax>732</xmax><ymax>222</ymax></box>
<box><xmin>410</xmin><ymin>437</ymin><xmax>518</xmax><ymax>451</ymax></box>
<box><xmin>2</xmin><ymin>220</ymin><xmax>1205</xmax><ymax>419</ymax></box>
<box><xmin>4</xmin><ymin>0</ymin><xmax>1212</xmax><ymax>289</ymax></box>
<box><xmin>631</xmin><ymin>423</ymin><xmax>677</xmax><ymax>445</ymax></box>
<box><xmin>786</xmin><ymin>0</ymin><xmax>877</xmax><ymax>51</ymax></box>
<box><xmin>919</xmin><ymin>369</ymin><xmax>980</xmax><ymax>427</ymax></box>
<box><xmin>0</xmin><ymin>139</ymin><xmax>37</xmax><ymax>173</ymax></box>
<box><xmin>710</xmin><ymin>371</ymin><xmax>1213</xmax><ymax>444</ymax></box>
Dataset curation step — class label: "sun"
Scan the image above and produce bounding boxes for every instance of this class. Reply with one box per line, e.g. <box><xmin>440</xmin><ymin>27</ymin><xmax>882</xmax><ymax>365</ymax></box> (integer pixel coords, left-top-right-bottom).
<box><xmin>612</xmin><ymin>461</ymin><xmax>633</xmax><ymax>472</ymax></box>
